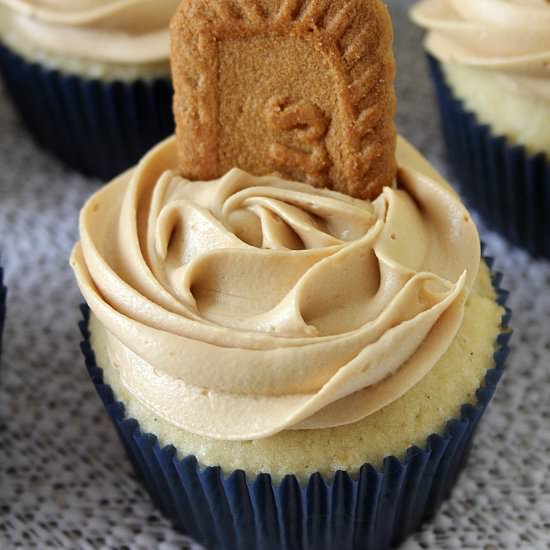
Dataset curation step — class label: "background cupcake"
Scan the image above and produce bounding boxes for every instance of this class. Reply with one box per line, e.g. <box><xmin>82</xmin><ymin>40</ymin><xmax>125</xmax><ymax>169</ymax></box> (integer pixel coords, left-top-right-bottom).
<box><xmin>410</xmin><ymin>0</ymin><xmax>550</xmax><ymax>259</ymax></box>
<box><xmin>0</xmin><ymin>0</ymin><xmax>180</xmax><ymax>181</ymax></box>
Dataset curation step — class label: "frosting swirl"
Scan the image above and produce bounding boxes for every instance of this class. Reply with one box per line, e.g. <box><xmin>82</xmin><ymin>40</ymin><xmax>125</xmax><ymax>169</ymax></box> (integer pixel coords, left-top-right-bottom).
<box><xmin>0</xmin><ymin>0</ymin><xmax>180</xmax><ymax>64</ymax></box>
<box><xmin>410</xmin><ymin>0</ymin><xmax>550</xmax><ymax>101</ymax></box>
<box><xmin>70</xmin><ymin>136</ymin><xmax>480</xmax><ymax>440</ymax></box>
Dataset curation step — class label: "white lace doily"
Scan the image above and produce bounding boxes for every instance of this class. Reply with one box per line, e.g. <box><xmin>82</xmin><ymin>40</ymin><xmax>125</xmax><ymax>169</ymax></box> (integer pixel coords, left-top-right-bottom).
<box><xmin>1</xmin><ymin>2</ymin><xmax>549</xmax><ymax>548</ymax></box>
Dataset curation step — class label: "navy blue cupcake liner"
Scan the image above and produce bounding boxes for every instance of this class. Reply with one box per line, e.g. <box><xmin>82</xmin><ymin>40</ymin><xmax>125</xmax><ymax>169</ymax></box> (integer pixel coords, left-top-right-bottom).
<box><xmin>0</xmin><ymin>256</ymin><xmax>5</xmax><ymax>360</ymax></box>
<box><xmin>428</xmin><ymin>55</ymin><xmax>550</xmax><ymax>259</ymax></box>
<box><xmin>78</xmin><ymin>260</ymin><xmax>511</xmax><ymax>550</ymax></box>
<box><xmin>0</xmin><ymin>43</ymin><xmax>174</xmax><ymax>182</ymax></box>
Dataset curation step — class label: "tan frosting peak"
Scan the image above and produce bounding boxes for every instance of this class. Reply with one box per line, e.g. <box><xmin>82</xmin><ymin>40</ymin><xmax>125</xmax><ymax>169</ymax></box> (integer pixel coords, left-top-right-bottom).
<box><xmin>70</xmin><ymin>136</ymin><xmax>480</xmax><ymax>440</ymax></box>
<box><xmin>411</xmin><ymin>0</ymin><xmax>550</xmax><ymax>101</ymax></box>
<box><xmin>0</xmin><ymin>0</ymin><xmax>180</xmax><ymax>63</ymax></box>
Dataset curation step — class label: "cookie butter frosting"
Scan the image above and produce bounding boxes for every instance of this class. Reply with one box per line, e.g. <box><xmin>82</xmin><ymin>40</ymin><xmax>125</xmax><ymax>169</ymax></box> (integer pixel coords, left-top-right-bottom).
<box><xmin>410</xmin><ymin>0</ymin><xmax>550</xmax><ymax>101</ymax></box>
<box><xmin>0</xmin><ymin>0</ymin><xmax>180</xmax><ymax>65</ymax></box>
<box><xmin>70</xmin><ymin>136</ymin><xmax>480</xmax><ymax>440</ymax></box>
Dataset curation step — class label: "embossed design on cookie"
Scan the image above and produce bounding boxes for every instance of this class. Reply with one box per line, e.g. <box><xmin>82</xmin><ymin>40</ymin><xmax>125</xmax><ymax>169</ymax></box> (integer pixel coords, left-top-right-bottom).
<box><xmin>264</xmin><ymin>96</ymin><xmax>330</xmax><ymax>186</ymax></box>
<box><xmin>171</xmin><ymin>0</ymin><xmax>396</xmax><ymax>199</ymax></box>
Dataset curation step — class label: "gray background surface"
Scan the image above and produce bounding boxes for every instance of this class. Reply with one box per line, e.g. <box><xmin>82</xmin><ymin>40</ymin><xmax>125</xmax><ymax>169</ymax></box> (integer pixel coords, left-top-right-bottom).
<box><xmin>1</xmin><ymin>1</ymin><xmax>550</xmax><ymax>548</ymax></box>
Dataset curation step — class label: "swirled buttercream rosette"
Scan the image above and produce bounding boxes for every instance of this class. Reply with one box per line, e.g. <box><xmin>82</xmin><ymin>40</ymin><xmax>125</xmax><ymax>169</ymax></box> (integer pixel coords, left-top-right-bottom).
<box><xmin>411</xmin><ymin>0</ymin><xmax>550</xmax><ymax>80</ymax></box>
<box><xmin>71</xmin><ymin>135</ymin><xmax>481</xmax><ymax>441</ymax></box>
<box><xmin>0</xmin><ymin>0</ymin><xmax>179</xmax><ymax>67</ymax></box>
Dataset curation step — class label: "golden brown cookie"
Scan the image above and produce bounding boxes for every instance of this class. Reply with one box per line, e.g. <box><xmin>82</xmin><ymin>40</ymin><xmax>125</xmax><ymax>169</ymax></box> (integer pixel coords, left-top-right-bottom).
<box><xmin>171</xmin><ymin>0</ymin><xmax>396</xmax><ymax>200</ymax></box>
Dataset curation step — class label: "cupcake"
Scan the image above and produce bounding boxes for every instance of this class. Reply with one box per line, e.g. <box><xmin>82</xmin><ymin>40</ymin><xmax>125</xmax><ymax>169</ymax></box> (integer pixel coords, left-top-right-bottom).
<box><xmin>0</xmin><ymin>0</ymin><xmax>180</xmax><ymax>181</ymax></box>
<box><xmin>410</xmin><ymin>0</ymin><xmax>550</xmax><ymax>259</ymax></box>
<box><xmin>72</xmin><ymin>1</ymin><xmax>512</xmax><ymax>549</ymax></box>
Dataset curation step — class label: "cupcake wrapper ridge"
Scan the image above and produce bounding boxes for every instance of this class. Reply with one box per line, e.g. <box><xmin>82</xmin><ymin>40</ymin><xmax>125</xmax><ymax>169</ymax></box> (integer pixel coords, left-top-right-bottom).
<box><xmin>78</xmin><ymin>256</ymin><xmax>511</xmax><ymax>550</ymax></box>
<box><xmin>428</xmin><ymin>55</ymin><xmax>550</xmax><ymax>259</ymax></box>
<box><xmin>0</xmin><ymin>43</ymin><xmax>174</xmax><ymax>182</ymax></box>
<box><xmin>0</xmin><ymin>256</ymin><xmax>5</xmax><ymax>360</ymax></box>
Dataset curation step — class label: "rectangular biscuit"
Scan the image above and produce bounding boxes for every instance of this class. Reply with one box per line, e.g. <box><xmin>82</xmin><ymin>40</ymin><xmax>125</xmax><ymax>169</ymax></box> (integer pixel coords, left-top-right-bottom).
<box><xmin>171</xmin><ymin>0</ymin><xmax>396</xmax><ymax>200</ymax></box>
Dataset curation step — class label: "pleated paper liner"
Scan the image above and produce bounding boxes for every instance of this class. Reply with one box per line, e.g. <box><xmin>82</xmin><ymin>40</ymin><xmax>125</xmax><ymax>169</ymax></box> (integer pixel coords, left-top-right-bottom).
<box><xmin>428</xmin><ymin>55</ymin><xmax>550</xmax><ymax>259</ymax></box>
<box><xmin>78</xmin><ymin>258</ymin><xmax>511</xmax><ymax>550</ymax></box>
<box><xmin>0</xmin><ymin>43</ymin><xmax>174</xmax><ymax>182</ymax></box>
<box><xmin>0</xmin><ymin>256</ymin><xmax>5</xmax><ymax>360</ymax></box>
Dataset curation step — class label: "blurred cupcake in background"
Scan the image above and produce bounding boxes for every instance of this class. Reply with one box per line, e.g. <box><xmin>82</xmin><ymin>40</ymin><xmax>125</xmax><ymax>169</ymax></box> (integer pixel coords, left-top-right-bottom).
<box><xmin>0</xmin><ymin>0</ymin><xmax>180</xmax><ymax>181</ymax></box>
<box><xmin>410</xmin><ymin>0</ymin><xmax>550</xmax><ymax>259</ymax></box>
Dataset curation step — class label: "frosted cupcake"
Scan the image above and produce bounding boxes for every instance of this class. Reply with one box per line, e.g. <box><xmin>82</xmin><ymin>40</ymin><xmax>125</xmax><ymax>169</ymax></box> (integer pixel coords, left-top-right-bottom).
<box><xmin>72</xmin><ymin>1</ymin><xmax>512</xmax><ymax>548</ymax></box>
<box><xmin>0</xmin><ymin>0</ymin><xmax>180</xmax><ymax>180</ymax></box>
<box><xmin>73</xmin><ymin>135</ymin><xmax>510</xmax><ymax>549</ymax></box>
<box><xmin>411</xmin><ymin>0</ymin><xmax>550</xmax><ymax>258</ymax></box>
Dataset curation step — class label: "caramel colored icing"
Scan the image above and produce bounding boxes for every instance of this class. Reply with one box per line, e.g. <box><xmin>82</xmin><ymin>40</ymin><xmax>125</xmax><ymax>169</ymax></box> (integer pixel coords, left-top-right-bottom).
<box><xmin>70</xmin><ymin>136</ymin><xmax>480</xmax><ymax>440</ymax></box>
<box><xmin>0</xmin><ymin>0</ymin><xmax>180</xmax><ymax>64</ymax></box>
<box><xmin>411</xmin><ymin>0</ymin><xmax>550</xmax><ymax>102</ymax></box>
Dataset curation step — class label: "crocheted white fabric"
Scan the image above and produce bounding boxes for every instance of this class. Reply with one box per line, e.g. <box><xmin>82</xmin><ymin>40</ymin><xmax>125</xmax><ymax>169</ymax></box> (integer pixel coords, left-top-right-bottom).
<box><xmin>1</xmin><ymin>2</ymin><xmax>549</xmax><ymax>548</ymax></box>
